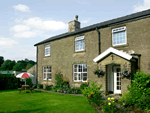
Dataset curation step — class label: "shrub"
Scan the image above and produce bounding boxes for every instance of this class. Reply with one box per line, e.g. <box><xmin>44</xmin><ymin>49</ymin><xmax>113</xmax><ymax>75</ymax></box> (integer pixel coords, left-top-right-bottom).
<box><xmin>52</xmin><ymin>72</ymin><xmax>70</xmax><ymax>93</ymax></box>
<box><xmin>0</xmin><ymin>74</ymin><xmax>21</xmax><ymax>90</ymax></box>
<box><xmin>102</xmin><ymin>97</ymin><xmax>118</xmax><ymax>113</ymax></box>
<box><xmin>45</xmin><ymin>86</ymin><xmax>51</xmax><ymax>90</ymax></box>
<box><xmin>37</xmin><ymin>83</ymin><xmax>43</xmax><ymax>89</ymax></box>
<box><xmin>126</xmin><ymin>72</ymin><xmax>150</xmax><ymax>110</ymax></box>
<box><xmin>82</xmin><ymin>80</ymin><xmax>103</xmax><ymax>106</ymax></box>
<box><xmin>118</xmin><ymin>91</ymin><xmax>133</xmax><ymax>107</ymax></box>
<box><xmin>138</xmin><ymin>95</ymin><xmax>150</xmax><ymax>110</ymax></box>
<box><xmin>80</xmin><ymin>83</ymin><xmax>89</xmax><ymax>90</ymax></box>
<box><xmin>51</xmin><ymin>86</ymin><xmax>58</xmax><ymax>92</ymax></box>
<box><xmin>26</xmin><ymin>78</ymin><xmax>33</xmax><ymax>87</ymax></box>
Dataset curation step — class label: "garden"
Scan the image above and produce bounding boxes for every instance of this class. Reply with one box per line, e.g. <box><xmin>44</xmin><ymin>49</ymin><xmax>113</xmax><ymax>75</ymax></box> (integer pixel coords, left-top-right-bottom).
<box><xmin>0</xmin><ymin>71</ymin><xmax>150</xmax><ymax>113</ymax></box>
<box><xmin>37</xmin><ymin>71</ymin><xmax>150</xmax><ymax>113</ymax></box>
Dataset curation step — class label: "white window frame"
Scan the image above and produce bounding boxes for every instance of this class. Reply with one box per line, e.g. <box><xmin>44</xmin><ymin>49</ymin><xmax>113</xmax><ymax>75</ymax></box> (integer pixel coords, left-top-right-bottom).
<box><xmin>43</xmin><ymin>66</ymin><xmax>51</xmax><ymax>80</ymax></box>
<box><xmin>75</xmin><ymin>36</ymin><xmax>85</xmax><ymax>52</ymax></box>
<box><xmin>112</xmin><ymin>26</ymin><xmax>127</xmax><ymax>46</ymax></box>
<box><xmin>73</xmin><ymin>63</ymin><xmax>87</xmax><ymax>82</ymax></box>
<box><xmin>45</xmin><ymin>44</ymin><xmax>50</xmax><ymax>56</ymax></box>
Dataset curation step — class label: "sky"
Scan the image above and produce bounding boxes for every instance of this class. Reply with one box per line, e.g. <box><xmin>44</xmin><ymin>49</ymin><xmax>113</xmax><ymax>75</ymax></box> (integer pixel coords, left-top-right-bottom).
<box><xmin>0</xmin><ymin>0</ymin><xmax>150</xmax><ymax>62</ymax></box>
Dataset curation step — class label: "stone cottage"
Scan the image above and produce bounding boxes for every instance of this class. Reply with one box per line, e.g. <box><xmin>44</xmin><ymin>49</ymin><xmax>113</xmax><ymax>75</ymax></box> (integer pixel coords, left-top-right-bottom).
<box><xmin>34</xmin><ymin>9</ymin><xmax>150</xmax><ymax>94</ymax></box>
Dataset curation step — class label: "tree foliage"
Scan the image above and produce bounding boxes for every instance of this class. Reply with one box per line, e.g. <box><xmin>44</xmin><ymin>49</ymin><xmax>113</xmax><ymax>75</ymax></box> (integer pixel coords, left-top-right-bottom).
<box><xmin>0</xmin><ymin>60</ymin><xmax>16</xmax><ymax>70</ymax></box>
<box><xmin>0</xmin><ymin>56</ymin><xmax>4</xmax><ymax>68</ymax></box>
<box><xmin>13</xmin><ymin>59</ymin><xmax>36</xmax><ymax>71</ymax></box>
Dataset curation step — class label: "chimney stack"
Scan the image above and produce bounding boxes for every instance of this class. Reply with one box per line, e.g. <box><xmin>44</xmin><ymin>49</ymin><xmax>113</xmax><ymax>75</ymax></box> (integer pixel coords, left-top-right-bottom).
<box><xmin>68</xmin><ymin>15</ymin><xmax>80</xmax><ymax>32</ymax></box>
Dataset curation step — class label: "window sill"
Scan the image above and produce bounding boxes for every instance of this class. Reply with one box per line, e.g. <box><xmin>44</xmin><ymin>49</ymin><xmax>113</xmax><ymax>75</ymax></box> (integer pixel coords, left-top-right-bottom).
<box><xmin>44</xmin><ymin>55</ymin><xmax>51</xmax><ymax>58</ymax></box>
<box><xmin>73</xmin><ymin>80</ymin><xmax>87</xmax><ymax>83</ymax></box>
<box><xmin>75</xmin><ymin>50</ymin><xmax>86</xmax><ymax>53</ymax></box>
<box><xmin>112</xmin><ymin>43</ymin><xmax>129</xmax><ymax>48</ymax></box>
<box><xmin>43</xmin><ymin>79</ymin><xmax>52</xmax><ymax>81</ymax></box>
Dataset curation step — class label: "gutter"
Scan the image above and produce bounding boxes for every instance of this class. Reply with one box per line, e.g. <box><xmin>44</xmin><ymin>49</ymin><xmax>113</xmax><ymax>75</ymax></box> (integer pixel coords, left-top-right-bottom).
<box><xmin>131</xmin><ymin>54</ymin><xmax>141</xmax><ymax>72</ymax></box>
<box><xmin>96</xmin><ymin>28</ymin><xmax>101</xmax><ymax>54</ymax></box>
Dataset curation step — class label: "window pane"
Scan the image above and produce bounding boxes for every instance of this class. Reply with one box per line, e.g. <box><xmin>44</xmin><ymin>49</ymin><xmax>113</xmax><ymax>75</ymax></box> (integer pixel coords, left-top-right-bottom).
<box><xmin>83</xmin><ymin>73</ymin><xmax>87</xmax><ymax>81</ymax></box>
<box><xmin>113</xmin><ymin>30</ymin><xmax>126</xmax><ymax>45</ymax></box>
<box><xmin>74</xmin><ymin>73</ymin><xmax>77</xmax><ymax>80</ymax></box>
<box><xmin>83</xmin><ymin>64</ymin><xmax>87</xmax><ymax>72</ymax></box>
<box><xmin>44</xmin><ymin>73</ymin><xmax>46</xmax><ymax>79</ymax></box>
<box><xmin>78</xmin><ymin>64</ymin><xmax>82</xmax><ymax>72</ymax></box>
<box><xmin>47</xmin><ymin>73</ymin><xmax>51</xmax><ymax>79</ymax></box>
<box><xmin>75</xmin><ymin>40</ymin><xmax>85</xmax><ymax>51</ymax></box>
<box><xmin>78</xmin><ymin>73</ymin><xmax>81</xmax><ymax>80</ymax></box>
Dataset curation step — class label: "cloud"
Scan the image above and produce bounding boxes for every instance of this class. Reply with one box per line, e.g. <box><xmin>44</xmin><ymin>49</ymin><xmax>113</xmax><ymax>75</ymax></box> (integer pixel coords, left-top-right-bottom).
<box><xmin>10</xmin><ymin>25</ymin><xmax>30</xmax><ymax>32</ymax></box>
<box><xmin>13</xmin><ymin>4</ymin><xmax>31</xmax><ymax>13</ymax></box>
<box><xmin>0</xmin><ymin>37</ymin><xmax>18</xmax><ymax>46</ymax></box>
<box><xmin>13</xmin><ymin>31</ymin><xmax>36</xmax><ymax>38</ymax></box>
<box><xmin>23</xmin><ymin>17</ymin><xmax>68</xmax><ymax>31</ymax></box>
<box><xmin>133</xmin><ymin>0</ymin><xmax>150</xmax><ymax>12</ymax></box>
<box><xmin>15</xmin><ymin>18</ymin><xmax>22</xmax><ymax>23</ymax></box>
<box><xmin>81</xmin><ymin>19</ymin><xmax>91</xmax><ymax>24</ymax></box>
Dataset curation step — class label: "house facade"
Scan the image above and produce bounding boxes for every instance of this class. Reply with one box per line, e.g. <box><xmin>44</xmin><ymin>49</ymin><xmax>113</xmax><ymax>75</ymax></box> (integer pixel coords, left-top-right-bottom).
<box><xmin>34</xmin><ymin>9</ymin><xmax>150</xmax><ymax>94</ymax></box>
<box><xmin>27</xmin><ymin>64</ymin><xmax>37</xmax><ymax>85</ymax></box>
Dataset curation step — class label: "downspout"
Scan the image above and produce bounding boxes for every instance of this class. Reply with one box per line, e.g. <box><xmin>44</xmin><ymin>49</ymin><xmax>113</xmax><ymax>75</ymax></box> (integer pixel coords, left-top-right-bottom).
<box><xmin>36</xmin><ymin>46</ymin><xmax>38</xmax><ymax>85</ymax></box>
<box><xmin>137</xmin><ymin>54</ymin><xmax>141</xmax><ymax>72</ymax></box>
<box><xmin>96</xmin><ymin>28</ymin><xmax>101</xmax><ymax>54</ymax></box>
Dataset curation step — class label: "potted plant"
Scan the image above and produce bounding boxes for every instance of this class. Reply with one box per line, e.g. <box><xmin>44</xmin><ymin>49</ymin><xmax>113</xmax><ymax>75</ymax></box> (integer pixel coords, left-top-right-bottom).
<box><xmin>121</xmin><ymin>68</ymin><xmax>131</xmax><ymax>79</ymax></box>
<box><xmin>93</xmin><ymin>69</ymin><xmax>105</xmax><ymax>77</ymax></box>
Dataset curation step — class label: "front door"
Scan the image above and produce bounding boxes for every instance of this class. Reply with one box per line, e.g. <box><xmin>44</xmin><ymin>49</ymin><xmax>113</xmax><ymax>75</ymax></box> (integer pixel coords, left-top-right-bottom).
<box><xmin>114</xmin><ymin>66</ymin><xmax>121</xmax><ymax>94</ymax></box>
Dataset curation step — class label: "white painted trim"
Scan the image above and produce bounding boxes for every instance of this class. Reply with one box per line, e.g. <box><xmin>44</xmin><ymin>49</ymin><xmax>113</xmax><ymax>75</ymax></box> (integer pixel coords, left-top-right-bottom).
<box><xmin>45</xmin><ymin>44</ymin><xmax>50</xmax><ymax>56</ymax></box>
<box><xmin>73</xmin><ymin>63</ymin><xmax>87</xmax><ymax>82</ymax></box>
<box><xmin>112</xmin><ymin>26</ymin><xmax>127</xmax><ymax>46</ymax></box>
<box><xmin>114</xmin><ymin>66</ymin><xmax>121</xmax><ymax>94</ymax></box>
<box><xmin>75</xmin><ymin>36</ymin><xmax>85</xmax><ymax>52</ymax></box>
<box><xmin>43</xmin><ymin>66</ymin><xmax>51</xmax><ymax>80</ymax></box>
<box><xmin>93</xmin><ymin>47</ymin><xmax>132</xmax><ymax>62</ymax></box>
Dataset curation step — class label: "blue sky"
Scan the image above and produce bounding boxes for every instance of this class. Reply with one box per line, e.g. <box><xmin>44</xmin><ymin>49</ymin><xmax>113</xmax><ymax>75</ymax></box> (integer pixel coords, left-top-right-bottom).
<box><xmin>0</xmin><ymin>0</ymin><xmax>149</xmax><ymax>62</ymax></box>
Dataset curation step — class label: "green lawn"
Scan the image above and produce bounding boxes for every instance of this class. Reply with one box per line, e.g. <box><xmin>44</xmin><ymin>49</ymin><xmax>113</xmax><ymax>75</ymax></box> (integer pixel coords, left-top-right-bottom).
<box><xmin>0</xmin><ymin>90</ymin><xmax>97</xmax><ymax>113</ymax></box>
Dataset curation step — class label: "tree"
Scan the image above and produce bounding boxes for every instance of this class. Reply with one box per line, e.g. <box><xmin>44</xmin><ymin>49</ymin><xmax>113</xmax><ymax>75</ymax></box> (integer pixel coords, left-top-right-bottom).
<box><xmin>0</xmin><ymin>60</ymin><xmax>16</xmax><ymax>70</ymax></box>
<box><xmin>0</xmin><ymin>56</ymin><xmax>4</xmax><ymax>68</ymax></box>
<box><xmin>26</xmin><ymin>63</ymin><xmax>34</xmax><ymax>71</ymax></box>
<box><xmin>13</xmin><ymin>62</ymin><xmax>26</xmax><ymax>71</ymax></box>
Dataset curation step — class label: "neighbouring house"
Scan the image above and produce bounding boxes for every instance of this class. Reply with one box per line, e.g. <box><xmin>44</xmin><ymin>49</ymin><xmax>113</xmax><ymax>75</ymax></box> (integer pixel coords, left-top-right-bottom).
<box><xmin>0</xmin><ymin>70</ymin><xmax>26</xmax><ymax>76</ymax></box>
<box><xmin>27</xmin><ymin>64</ymin><xmax>37</xmax><ymax>85</ymax></box>
<box><xmin>34</xmin><ymin>9</ymin><xmax>150</xmax><ymax>94</ymax></box>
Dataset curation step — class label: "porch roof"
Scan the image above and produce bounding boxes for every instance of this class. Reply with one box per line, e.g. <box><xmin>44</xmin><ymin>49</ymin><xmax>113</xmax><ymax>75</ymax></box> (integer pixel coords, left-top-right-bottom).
<box><xmin>93</xmin><ymin>47</ymin><xmax>132</xmax><ymax>62</ymax></box>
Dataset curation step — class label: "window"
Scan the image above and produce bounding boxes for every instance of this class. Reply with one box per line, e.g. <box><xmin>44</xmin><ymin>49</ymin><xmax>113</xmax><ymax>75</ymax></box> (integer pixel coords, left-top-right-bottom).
<box><xmin>75</xmin><ymin>36</ymin><xmax>85</xmax><ymax>51</ymax></box>
<box><xmin>112</xmin><ymin>27</ymin><xmax>127</xmax><ymax>46</ymax></box>
<box><xmin>73</xmin><ymin>64</ymin><xmax>87</xmax><ymax>82</ymax></box>
<box><xmin>43</xmin><ymin>66</ymin><xmax>51</xmax><ymax>80</ymax></box>
<box><xmin>45</xmin><ymin>44</ymin><xmax>50</xmax><ymax>56</ymax></box>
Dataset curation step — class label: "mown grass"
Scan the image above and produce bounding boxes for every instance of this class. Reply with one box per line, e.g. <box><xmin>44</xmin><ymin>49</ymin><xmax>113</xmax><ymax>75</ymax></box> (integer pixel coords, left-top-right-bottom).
<box><xmin>0</xmin><ymin>90</ymin><xmax>97</xmax><ymax>113</ymax></box>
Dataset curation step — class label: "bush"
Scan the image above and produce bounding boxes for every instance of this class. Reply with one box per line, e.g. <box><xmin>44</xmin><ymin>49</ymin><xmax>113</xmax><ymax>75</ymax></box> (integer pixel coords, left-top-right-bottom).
<box><xmin>0</xmin><ymin>74</ymin><xmax>21</xmax><ymax>90</ymax></box>
<box><xmin>80</xmin><ymin>83</ymin><xmax>89</xmax><ymax>90</ymax></box>
<box><xmin>26</xmin><ymin>78</ymin><xmax>33</xmax><ymax>87</ymax></box>
<box><xmin>51</xmin><ymin>86</ymin><xmax>58</xmax><ymax>92</ymax></box>
<box><xmin>52</xmin><ymin>72</ymin><xmax>70</xmax><ymax>93</ymax></box>
<box><xmin>102</xmin><ymin>97</ymin><xmax>118</xmax><ymax>113</ymax></box>
<box><xmin>118</xmin><ymin>91</ymin><xmax>133</xmax><ymax>107</ymax></box>
<box><xmin>82</xmin><ymin>80</ymin><xmax>103</xmax><ymax>106</ymax></box>
<box><xmin>126</xmin><ymin>72</ymin><xmax>150</xmax><ymax>110</ymax></box>
<box><xmin>37</xmin><ymin>83</ymin><xmax>43</xmax><ymax>89</ymax></box>
<box><xmin>45</xmin><ymin>86</ymin><xmax>51</xmax><ymax>90</ymax></box>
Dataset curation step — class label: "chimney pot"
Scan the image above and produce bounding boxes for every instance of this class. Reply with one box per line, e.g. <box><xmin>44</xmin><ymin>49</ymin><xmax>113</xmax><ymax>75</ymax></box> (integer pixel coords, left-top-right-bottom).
<box><xmin>75</xmin><ymin>15</ymin><xmax>78</xmax><ymax>21</ymax></box>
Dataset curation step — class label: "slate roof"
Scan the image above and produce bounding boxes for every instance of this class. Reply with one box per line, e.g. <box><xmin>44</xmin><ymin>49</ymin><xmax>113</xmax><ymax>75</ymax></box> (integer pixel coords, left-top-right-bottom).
<box><xmin>34</xmin><ymin>9</ymin><xmax>150</xmax><ymax>46</ymax></box>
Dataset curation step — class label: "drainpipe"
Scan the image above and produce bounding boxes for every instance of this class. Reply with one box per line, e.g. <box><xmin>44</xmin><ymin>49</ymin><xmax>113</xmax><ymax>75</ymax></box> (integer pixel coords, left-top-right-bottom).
<box><xmin>96</xmin><ymin>28</ymin><xmax>101</xmax><ymax>54</ymax></box>
<box><xmin>131</xmin><ymin>54</ymin><xmax>141</xmax><ymax>72</ymax></box>
<box><xmin>36</xmin><ymin>46</ymin><xmax>38</xmax><ymax>85</ymax></box>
